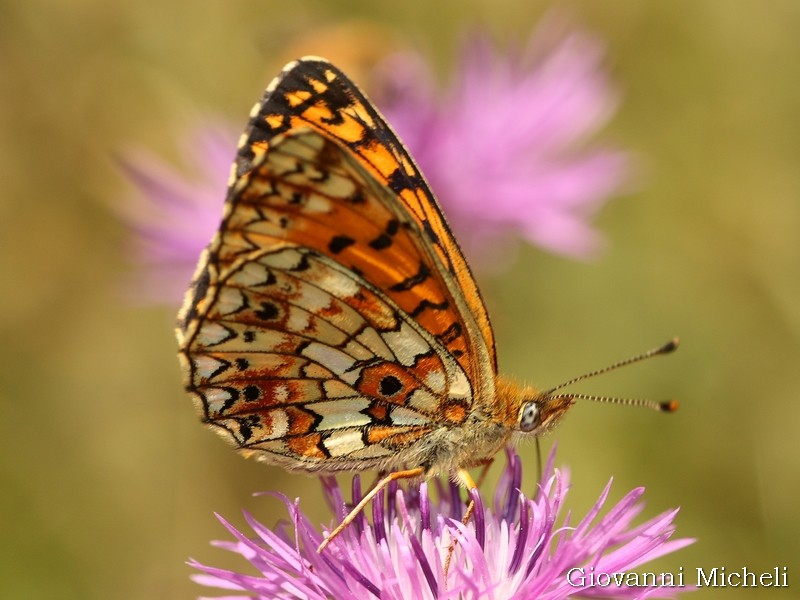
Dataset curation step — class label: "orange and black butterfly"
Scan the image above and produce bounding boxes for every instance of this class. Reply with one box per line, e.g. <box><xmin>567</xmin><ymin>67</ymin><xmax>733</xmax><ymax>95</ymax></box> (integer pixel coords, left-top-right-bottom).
<box><xmin>176</xmin><ymin>57</ymin><xmax>677</xmax><ymax>548</ymax></box>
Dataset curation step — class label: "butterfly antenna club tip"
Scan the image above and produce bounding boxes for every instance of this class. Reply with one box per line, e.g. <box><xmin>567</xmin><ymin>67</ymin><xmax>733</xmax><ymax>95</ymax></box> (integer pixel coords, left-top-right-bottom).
<box><xmin>660</xmin><ymin>337</ymin><xmax>680</xmax><ymax>354</ymax></box>
<box><xmin>660</xmin><ymin>399</ymin><xmax>680</xmax><ymax>412</ymax></box>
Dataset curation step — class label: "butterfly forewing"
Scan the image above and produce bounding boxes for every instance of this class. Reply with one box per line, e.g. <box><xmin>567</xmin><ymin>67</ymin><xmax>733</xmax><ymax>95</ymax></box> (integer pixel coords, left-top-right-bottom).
<box><xmin>236</xmin><ymin>57</ymin><xmax>497</xmax><ymax>383</ymax></box>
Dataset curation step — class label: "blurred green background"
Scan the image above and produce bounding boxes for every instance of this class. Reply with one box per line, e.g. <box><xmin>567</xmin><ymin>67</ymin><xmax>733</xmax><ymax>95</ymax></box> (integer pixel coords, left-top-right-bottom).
<box><xmin>2</xmin><ymin>1</ymin><xmax>799</xmax><ymax>598</ymax></box>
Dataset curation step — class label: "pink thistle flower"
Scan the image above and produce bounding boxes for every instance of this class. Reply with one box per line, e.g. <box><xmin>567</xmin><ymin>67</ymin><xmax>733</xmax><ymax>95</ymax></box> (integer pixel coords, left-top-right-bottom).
<box><xmin>376</xmin><ymin>22</ymin><xmax>629</xmax><ymax>264</ymax></box>
<box><xmin>118</xmin><ymin>19</ymin><xmax>630</xmax><ymax>304</ymax></box>
<box><xmin>190</xmin><ymin>449</ymin><xmax>693</xmax><ymax>599</ymax></box>
<box><xmin>116</xmin><ymin>123</ymin><xmax>234</xmax><ymax>303</ymax></box>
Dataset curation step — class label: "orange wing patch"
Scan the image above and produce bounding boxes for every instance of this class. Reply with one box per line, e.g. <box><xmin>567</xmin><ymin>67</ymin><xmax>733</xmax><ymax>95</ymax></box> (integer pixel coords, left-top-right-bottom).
<box><xmin>235</xmin><ymin>58</ymin><xmax>497</xmax><ymax>381</ymax></box>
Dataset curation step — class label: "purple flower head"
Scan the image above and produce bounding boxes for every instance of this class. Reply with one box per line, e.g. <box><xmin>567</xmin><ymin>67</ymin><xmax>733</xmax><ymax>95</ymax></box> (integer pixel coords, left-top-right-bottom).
<box><xmin>191</xmin><ymin>449</ymin><xmax>693</xmax><ymax>599</ymax></box>
<box><xmin>118</xmin><ymin>19</ymin><xmax>630</xmax><ymax>304</ymax></box>
<box><xmin>375</xmin><ymin>18</ymin><xmax>629</xmax><ymax>265</ymax></box>
<box><xmin>116</xmin><ymin>122</ymin><xmax>234</xmax><ymax>303</ymax></box>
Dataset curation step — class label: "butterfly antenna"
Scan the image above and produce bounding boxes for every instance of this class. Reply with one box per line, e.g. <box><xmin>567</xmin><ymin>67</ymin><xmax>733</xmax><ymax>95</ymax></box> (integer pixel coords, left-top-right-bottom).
<box><xmin>543</xmin><ymin>338</ymin><xmax>680</xmax><ymax>412</ymax></box>
<box><xmin>552</xmin><ymin>392</ymin><xmax>679</xmax><ymax>413</ymax></box>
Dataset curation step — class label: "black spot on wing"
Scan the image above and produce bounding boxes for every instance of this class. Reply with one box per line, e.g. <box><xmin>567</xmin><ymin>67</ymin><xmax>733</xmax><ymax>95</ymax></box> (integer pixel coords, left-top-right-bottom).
<box><xmin>368</xmin><ymin>233</ymin><xmax>392</xmax><ymax>250</ymax></box>
<box><xmin>257</xmin><ymin>270</ymin><xmax>277</xmax><ymax>287</ymax></box>
<box><xmin>255</xmin><ymin>301</ymin><xmax>279</xmax><ymax>321</ymax></box>
<box><xmin>390</xmin><ymin>263</ymin><xmax>431</xmax><ymax>292</ymax></box>
<box><xmin>422</xmin><ymin>219</ymin><xmax>440</xmax><ymax>246</ymax></box>
<box><xmin>409</xmin><ymin>298</ymin><xmax>450</xmax><ymax>318</ymax></box>
<box><xmin>348</xmin><ymin>189</ymin><xmax>366</xmax><ymax>204</ymax></box>
<box><xmin>329</xmin><ymin>235</ymin><xmax>356</xmax><ymax>254</ymax></box>
<box><xmin>292</xmin><ymin>253</ymin><xmax>311</xmax><ymax>271</ymax></box>
<box><xmin>243</xmin><ymin>385</ymin><xmax>260</xmax><ymax>401</ymax></box>
<box><xmin>368</xmin><ymin>219</ymin><xmax>400</xmax><ymax>250</ymax></box>
<box><xmin>438</xmin><ymin>322</ymin><xmax>463</xmax><ymax>345</ymax></box>
<box><xmin>386</xmin><ymin>167</ymin><xmax>425</xmax><ymax>195</ymax></box>
<box><xmin>379</xmin><ymin>375</ymin><xmax>403</xmax><ymax>396</ymax></box>
<box><xmin>236</xmin><ymin>414</ymin><xmax>262</xmax><ymax>442</ymax></box>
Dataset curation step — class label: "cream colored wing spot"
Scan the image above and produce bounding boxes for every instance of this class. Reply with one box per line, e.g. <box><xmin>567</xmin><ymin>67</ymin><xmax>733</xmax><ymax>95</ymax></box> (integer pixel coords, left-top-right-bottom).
<box><xmin>323</xmin><ymin>430</ymin><xmax>366</xmax><ymax>457</ymax></box>
<box><xmin>300</xmin><ymin>342</ymin><xmax>362</xmax><ymax>385</ymax></box>
<box><xmin>258</xmin><ymin>247</ymin><xmax>307</xmax><ymax>271</ymax></box>
<box><xmin>202</xmin><ymin>387</ymin><xmax>238</xmax><ymax>415</ymax></box>
<box><xmin>196</xmin><ymin>322</ymin><xmax>236</xmax><ymax>347</ymax></box>
<box><xmin>407</xmin><ymin>388</ymin><xmax>439</xmax><ymax>414</ymax></box>
<box><xmin>214</xmin><ymin>287</ymin><xmax>249</xmax><ymax>316</ymax></box>
<box><xmin>308</xmin><ymin>398</ymin><xmax>372</xmax><ymax>430</ymax></box>
<box><xmin>388</xmin><ymin>406</ymin><xmax>431</xmax><ymax>426</ymax></box>
<box><xmin>262</xmin><ymin>409</ymin><xmax>290</xmax><ymax>440</ymax></box>
<box><xmin>423</xmin><ymin>369</ymin><xmax>446</xmax><ymax>395</ymax></box>
<box><xmin>381</xmin><ymin>322</ymin><xmax>431</xmax><ymax>367</ymax></box>
<box><xmin>355</xmin><ymin>327</ymin><xmax>394</xmax><ymax>361</ymax></box>
<box><xmin>448</xmin><ymin>367</ymin><xmax>472</xmax><ymax>401</ymax></box>
<box><xmin>192</xmin><ymin>355</ymin><xmax>231</xmax><ymax>381</ymax></box>
<box><xmin>225</xmin><ymin>260</ymin><xmax>276</xmax><ymax>288</ymax></box>
<box><xmin>323</xmin><ymin>379</ymin><xmax>359</xmax><ymax>398</ymax></box>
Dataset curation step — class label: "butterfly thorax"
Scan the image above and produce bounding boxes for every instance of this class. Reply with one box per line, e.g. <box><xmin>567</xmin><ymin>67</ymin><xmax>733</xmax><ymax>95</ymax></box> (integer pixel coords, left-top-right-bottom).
<box><xmin>405</xmin><ymin>376</ymin><xmax>573</xmax><ymax>477</ymax></box>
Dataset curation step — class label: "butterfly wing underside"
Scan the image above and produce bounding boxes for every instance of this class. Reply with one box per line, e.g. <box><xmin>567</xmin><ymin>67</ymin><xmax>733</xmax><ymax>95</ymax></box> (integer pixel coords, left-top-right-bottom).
<box><xmin>177</xmin><ymin>58</ymin><xmax>497</xmax><ymax>472</ymax></box>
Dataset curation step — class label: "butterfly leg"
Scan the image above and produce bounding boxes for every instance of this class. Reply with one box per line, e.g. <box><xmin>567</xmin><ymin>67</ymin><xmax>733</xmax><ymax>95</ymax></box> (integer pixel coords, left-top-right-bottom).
<box><xmin>473</xmin><ymin>458</ymin><xmax>494</xmax><ymax>488</ymax></box>
<box><xmin>317</xmin><ymin>466</ymin><xmax>425</xmax><ymax>553</ymax></box>
<box><xmin>443</xmin><ymin>468</ymin><xmax>480</xmax><ymax>579</ymax></box>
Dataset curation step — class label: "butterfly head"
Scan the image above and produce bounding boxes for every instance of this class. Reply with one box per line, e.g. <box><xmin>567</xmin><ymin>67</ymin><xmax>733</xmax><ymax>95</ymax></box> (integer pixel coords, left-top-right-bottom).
<box><xmin>517</xmin><ymin>392</ymin><xmax>576</xmax><ymax>436</ymax></box>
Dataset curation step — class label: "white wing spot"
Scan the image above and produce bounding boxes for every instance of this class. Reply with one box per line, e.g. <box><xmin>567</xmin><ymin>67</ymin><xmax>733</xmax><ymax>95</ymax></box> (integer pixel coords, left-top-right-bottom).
<box><xmin>423</xmin><ymin>369</ymin><xmax>446</xmax><ymax>395</ymax></box>
<box><xmin>273</xmin><ymin>384</ymin><xmax>289</xmax><ymax>404</ymax></box>
<box><xmin>260</xmin><ymin>248</ymin><xmax>305</xmax><ymax>270</ymax></box>
<box><xmin>323</xmin><ymin>380</ymin><xmax>358</xmax><ymax>398</ymax></box>
<box><xmin>310</xmin><ymin>398</ymin><xmax>371</xmax><ymax>430</ymax></box>
<box><xmin>286</xmin><ymin>307</ymin><xmax>311</xmax><ymax>333</ymax></box>
<box><xmin>355</xmin><ymin>327</ymin><xmax>394</xmax><ymax>360</ymax></box>
<box><xmin>265</xmin><ymin>409</ymin><xmax>289</xmax><ymax>440</ymax></box>
<box><xmin>343</xmin><ymin>339</ymin><xmax>375</xmax><ymax>362</ymax></box>
<box><xmin>215</xmin><ymin>287</ymin><xmax>247</xmax><ymax>316</ymax></box>
<box><xmin>301</xmin><ymin>342</ymin><xmax>361</xmax><ymax>384</ymax></box>
<box><xmin>407</xmin><ymin>388</ymin><xmax>439</xmax><ymax>414</ymax></box>
<box><xmin>193</xmin><ymin>355</ymin><xmax>229</xmax><ymax>380</ymax></box>
<box><xmin>389</xmin><ymin>406</ymin><xmax>431</xmax><ymax>426</ymax></box>
<box><xmin>307</xmin><ymin>262</ymin><xmax>360</xmax><ymax>298</ymax></box>
<box><xmin>322</xmin><ymin>430</ymin><xmax>365</xmax><ymax>457</ymax></box>
<box><xmin>449</xmin><ymin>368</ymin><xmax>471</xmax><ymax>401</ymax></box>
<box><xmin>203</xmin><ymin>387</ymin><xmax>236</xmax><ymax>415</ymax></box>
<box><xmin>382</xmin><ymin>322</ymin><xmax>430</xmax><ymax>367</ymax></box>
<box><xmin>197</xmin><ymin>323</ymin><xmax>234</xmax><ymax>346</ymax></box>
<box><xmin>228</xmin><ymin>262</ymin><xmax>273</xmax><ymax>288</ymax></box>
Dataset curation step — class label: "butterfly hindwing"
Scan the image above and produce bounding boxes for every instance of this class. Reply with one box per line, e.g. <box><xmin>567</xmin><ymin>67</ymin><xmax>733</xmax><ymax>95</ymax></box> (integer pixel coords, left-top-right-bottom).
<box><xmin>178</xmin><ymin>129</ymin><xmax>476</xmax><ymax>470</ymax></box>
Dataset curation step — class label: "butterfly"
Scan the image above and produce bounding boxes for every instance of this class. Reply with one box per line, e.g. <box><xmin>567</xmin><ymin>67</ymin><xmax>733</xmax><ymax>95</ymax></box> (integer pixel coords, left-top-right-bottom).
<box><xmin>176</xmin><ymin>57</ymin><xmax>678</xmax><ymax>551</ymax></box>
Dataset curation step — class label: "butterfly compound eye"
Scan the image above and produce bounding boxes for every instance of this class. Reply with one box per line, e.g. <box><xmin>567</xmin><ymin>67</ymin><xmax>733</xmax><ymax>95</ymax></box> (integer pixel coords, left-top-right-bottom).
<box><xmin>518</xmin><ymin>402</ymin><xmax>540</xmax><ymax>432</ymax></box>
